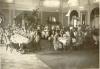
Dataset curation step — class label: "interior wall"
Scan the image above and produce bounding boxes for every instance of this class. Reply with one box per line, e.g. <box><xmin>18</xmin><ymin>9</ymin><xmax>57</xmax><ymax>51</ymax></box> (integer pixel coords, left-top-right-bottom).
<box><xmin>0</xmin><ymin>9</ymin><xmax>24</xmax><ymax>28</ymax></box>
<box><xmin>9</xmin><ymin>10</ymin><xmax>69</xmax><ymax>27</ymax></box>
<box><xmin>0</xmin><ymin>9</ymin><xmax>9</xmax><ymax>28</ymax></box>
<box><xmin>15</xmin><ymin>10</ymin><xmax>24</xmax><ymax>17</ymax></box>
<box><xmin>42</xmin><ymin>12</ymin><xmax>59</xmax><ymax>25</ymax></box>
<box><xmin>63</xmin><ymin>13</ymin><xmax>68</xmax><ymax>26</ymax></box>
<box><xmin>0</xmin><ymin>1</ymin><xmax>99</xmax><ymax>29</ymax></box>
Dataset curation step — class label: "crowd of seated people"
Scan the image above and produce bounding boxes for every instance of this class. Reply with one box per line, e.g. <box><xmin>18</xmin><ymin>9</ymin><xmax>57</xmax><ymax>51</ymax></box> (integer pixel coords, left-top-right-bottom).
<box><xmin>0</xmin><ymin>24</ymin><xmax>99</xmax><ymax>53</ymax></box>
<box><xmin>40</xmin><ymin>25</ymin><xmax>99</xmax><ymax>50</ymax></box>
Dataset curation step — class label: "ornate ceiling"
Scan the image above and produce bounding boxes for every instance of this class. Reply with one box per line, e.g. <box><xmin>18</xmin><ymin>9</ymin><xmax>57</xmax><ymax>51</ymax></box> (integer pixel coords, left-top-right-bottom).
<box><xmin>0</xmin><ymin>0</ymin><xmax>99</xmax><ymax>11</ymax></box>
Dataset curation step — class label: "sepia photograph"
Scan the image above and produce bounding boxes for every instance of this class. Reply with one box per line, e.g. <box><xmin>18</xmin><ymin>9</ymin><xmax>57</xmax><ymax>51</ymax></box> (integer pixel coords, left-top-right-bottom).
<box><xmin>0</xmin><ymin>0</ymin><xmax>99</xmax><ymax>69</ymax></box>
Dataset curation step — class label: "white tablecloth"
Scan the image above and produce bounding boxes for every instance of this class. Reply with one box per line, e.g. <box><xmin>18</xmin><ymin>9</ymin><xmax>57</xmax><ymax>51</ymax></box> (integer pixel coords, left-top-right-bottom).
<box><xmin>58</xmin><ymin>37</ymin><xmax>70</xmax><ymax>46</ymax></box>
<box><xmin>10</xmin><ymin>34</ymin><xmax>29</xmax><ymax>44</ymax></box>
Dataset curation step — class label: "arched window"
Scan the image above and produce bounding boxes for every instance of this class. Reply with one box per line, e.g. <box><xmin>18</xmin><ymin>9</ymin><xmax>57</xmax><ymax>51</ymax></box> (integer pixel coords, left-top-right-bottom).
<box><xmin>70</xmin><ymin>10</ymin><xmax>79</xmax><ymax>27</ymax></box>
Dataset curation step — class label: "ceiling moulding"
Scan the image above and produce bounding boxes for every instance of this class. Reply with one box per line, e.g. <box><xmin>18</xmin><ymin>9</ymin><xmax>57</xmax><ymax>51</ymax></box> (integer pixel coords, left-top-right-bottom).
<box><xmin>41</xmin><ymin>9</ymin><xmax>60</xmax><ymax>12</ymax></box>
<box><xmin>14</xmin><ymin>3</ymin><xmax>39</xmax><ymax>8</ymax></box>
<box><xmin>15</xmin><ymin>4</ymin><xmax>37</xmax><ymax>7</ymax></box>
<box><xmin>15</xmin><ymin>7</ymin><xmax>36</xmax><ymax>11</ymax></box>
<box><xmin>14</xmin><ymin>8</ymin><xmax>33</xmax><ymax>11</ymax></box>
<box><xmin>41</xmin><ymin>7</ymin><xmax>60</xmax><ymax>12</ymax></box>
<box><xmin>14</xmin><ymin>3</ymin><xmax>38</xmax><ymax>10</ymax></box>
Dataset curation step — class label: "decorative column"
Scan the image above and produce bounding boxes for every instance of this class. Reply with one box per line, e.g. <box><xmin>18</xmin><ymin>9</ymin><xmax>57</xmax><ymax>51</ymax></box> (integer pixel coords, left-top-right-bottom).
<box><xmin>8</xmin><ymin>4</ymin><xmax>12</xmax><ymax>26</ymax></box>
<box><xmin>12</xmin><ymin>0</ymin><xmax>15</xmax><ymax>27</ymax></box>
<box><xmin>87</xmin><ymin>10</ymin><xmax>90</xmax><ymax>26</ymax></box>
<box><xmin>60</xmin><ymin>0</ymin><xmax>63</xmax><ymax>26</ymax></box>
<box><xmin>67</xmin><ymin>9</ymin><xmax>71</xmax><ymax>26</ymax></box>
<box><xmin>67</xmin><ymin>6</ymin><xmax>71</xmax><ymax>26</ymax></box>
<box><xmin>80</xmin><ymin>11</ymin><xmax>82</xmax><ymax>25</ymax></box>
<box><xmin>87</xmin><ymin>0</ymin><xmax>91</xmax><ymax>26</ymax></box>
<box><xmin>68</xmin><ymin>15</ymin><xmax>70</xmax><ymax>26</ymax></box>
<box><xmin>22</xmin><ymin>15</ymin><xmax>25</xmax><ymax>31</ymax></box>
<box><xmin>39</xmin><ymin>0</ymin><xmax>43</xmax><ymax>25</ymax></box>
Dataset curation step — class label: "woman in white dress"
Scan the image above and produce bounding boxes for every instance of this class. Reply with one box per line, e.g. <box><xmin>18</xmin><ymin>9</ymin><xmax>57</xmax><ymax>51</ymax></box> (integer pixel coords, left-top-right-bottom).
<box><xmin>53</xmin><ymin>32</ymin><xmax>63</xmax><ymax>51</ymax></box>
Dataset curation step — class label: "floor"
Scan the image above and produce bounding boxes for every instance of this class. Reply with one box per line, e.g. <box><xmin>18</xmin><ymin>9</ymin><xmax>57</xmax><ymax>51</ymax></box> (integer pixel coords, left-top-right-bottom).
<box><xmin>37</xmin><ymin>49</ymin><xmax>99</xmax><ymax>69</ymax></box>
<box><xmin>0</xmin><ymin>39</ymin><xmax>99</xmax><ymax>69</ymax></box>
<box><xmin>1</xmin><ymin>46</ymin><xmax>51</xmax><ymax>69</ymax></box>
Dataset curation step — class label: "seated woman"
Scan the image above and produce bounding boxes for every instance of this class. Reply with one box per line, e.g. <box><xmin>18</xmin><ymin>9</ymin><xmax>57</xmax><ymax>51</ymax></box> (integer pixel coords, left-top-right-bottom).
<box><xmin>53</xmin><ymin>32</ymin><xmax>63</xmax><ymax>51</ymax></box>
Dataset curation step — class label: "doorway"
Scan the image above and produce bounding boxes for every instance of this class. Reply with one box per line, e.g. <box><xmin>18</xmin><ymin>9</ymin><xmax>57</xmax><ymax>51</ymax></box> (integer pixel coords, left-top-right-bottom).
<box><xmin>70</xmin><ymin>10</ymin><xmax>79</xmax><ymax>27</ymax></box>
<box><xmin>90</xmin><ymin>7</ymin><xmax>99</xmax><ymax>29</ymax></box>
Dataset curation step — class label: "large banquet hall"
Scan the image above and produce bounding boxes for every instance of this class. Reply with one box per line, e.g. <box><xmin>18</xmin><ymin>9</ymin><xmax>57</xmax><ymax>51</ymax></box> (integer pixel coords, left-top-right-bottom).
<box><xmin>0</xmin><ymin>0</ymin><xmax>99</xmax><ymax>69</ymax></box>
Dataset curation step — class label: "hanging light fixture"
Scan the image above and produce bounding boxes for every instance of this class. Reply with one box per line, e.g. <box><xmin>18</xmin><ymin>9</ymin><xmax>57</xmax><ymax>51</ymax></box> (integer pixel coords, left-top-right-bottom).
<box><xmin>43</xmin><ymin>0</ymin><xmax>60</xmax><ymax>7</ymax></box>
<box><xmin>6</xmin><ymin>0</ymin><xmax>14</xmax><ymax>3</ymax></box>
